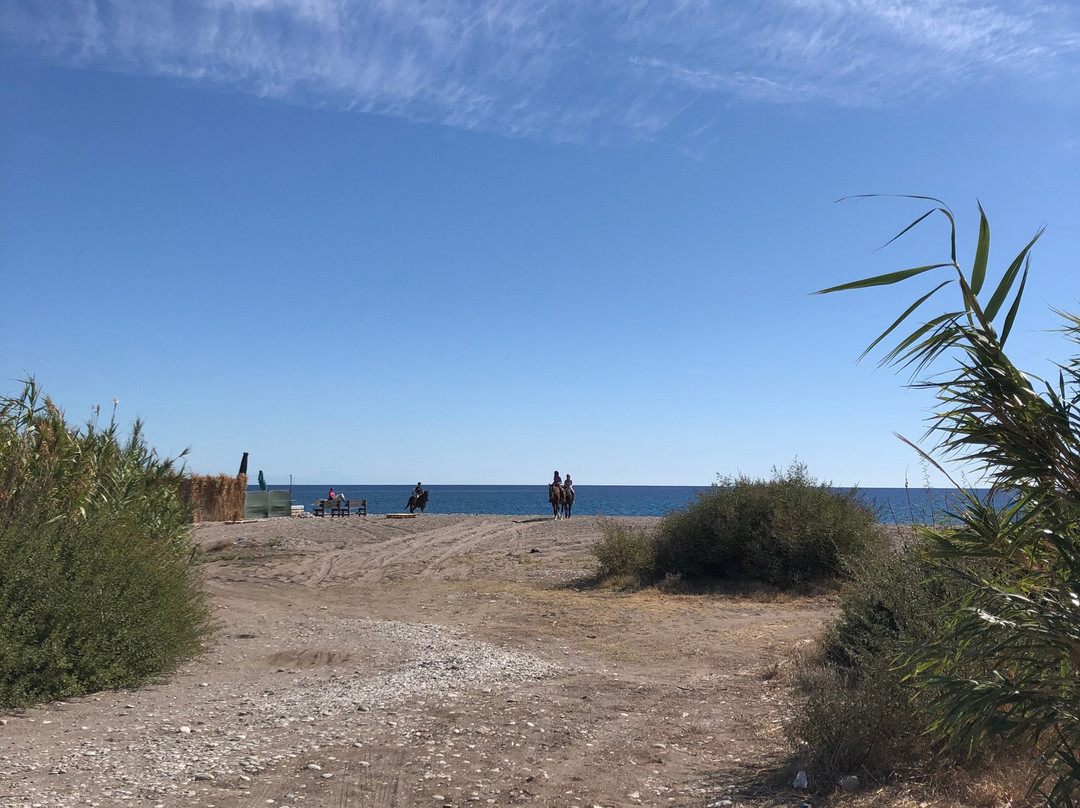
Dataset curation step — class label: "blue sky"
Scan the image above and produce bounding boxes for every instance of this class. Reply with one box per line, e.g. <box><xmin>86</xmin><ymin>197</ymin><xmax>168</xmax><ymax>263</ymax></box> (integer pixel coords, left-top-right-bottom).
<box><xmin>1</xmin><ymin>0</ymin><xmax>1078</xmax><ymax>487</ymax></box>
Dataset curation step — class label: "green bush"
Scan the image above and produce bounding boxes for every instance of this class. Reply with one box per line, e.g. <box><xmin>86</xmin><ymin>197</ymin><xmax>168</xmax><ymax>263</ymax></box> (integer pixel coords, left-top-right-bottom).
<box><xmin>0</xmin><ymin>380</ymin><xmax>211</xmax><ymax>708</ymax></box>
<box><xmin>789</xmin><ymin>651</ymin><xmax>922</xmax><ymax>783</ymax></box>
<box><xmin>590</xmin><ymin>518</ymin><xmax>656</xmax><ymax>586</ymax></box>
<box><xmin>652</xmin><ymin>462</ymin><xmax>880</xmax><ymax>589</ymax></box>
<box><xmin>788</xmin><ymin>541</ymin><xmax>967</xmax><ymax>780</ymax></box>
<box><xmin>823</xmin><ymin>543</ymin><xmax>961</xmax><ymax>678</ymax></box>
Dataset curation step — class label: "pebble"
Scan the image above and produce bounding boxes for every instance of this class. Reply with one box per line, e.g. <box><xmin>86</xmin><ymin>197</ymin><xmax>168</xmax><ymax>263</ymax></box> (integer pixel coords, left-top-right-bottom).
<box><xmin>5</xmin><ymin>617</ymin><xmax>556</xmax><ymax>807</ymax></box>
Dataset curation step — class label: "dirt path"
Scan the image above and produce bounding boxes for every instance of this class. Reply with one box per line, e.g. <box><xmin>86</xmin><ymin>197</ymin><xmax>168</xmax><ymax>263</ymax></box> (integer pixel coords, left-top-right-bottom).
<box><xmin>2</xmin><ymin>515</ymin><xmax>843</xmax><ymax>808</ymax></box>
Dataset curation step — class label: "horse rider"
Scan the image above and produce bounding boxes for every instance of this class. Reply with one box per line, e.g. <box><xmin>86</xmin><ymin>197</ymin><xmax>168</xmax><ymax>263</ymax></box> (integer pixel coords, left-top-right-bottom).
<box><xmin>551</xmin><ymin>471</ymin><xmax>564</xmax><ymax>500</ymax></box>
<box><xmin>414</xmin><ymin>482</ymin><xmax>425</xmax><ymax>500</ymax></box>
<box><xmin>563</xmin><ymin>474</ymin><xmax>574</xmax><ymax>496</ymax></box>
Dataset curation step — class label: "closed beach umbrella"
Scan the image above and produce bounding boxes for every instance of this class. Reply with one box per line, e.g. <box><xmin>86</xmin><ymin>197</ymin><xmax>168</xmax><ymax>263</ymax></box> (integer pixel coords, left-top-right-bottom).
<box><xmin>258</xmin><ymin>470</ymin><xmax>267</xmax><ymax>490</ymax></box>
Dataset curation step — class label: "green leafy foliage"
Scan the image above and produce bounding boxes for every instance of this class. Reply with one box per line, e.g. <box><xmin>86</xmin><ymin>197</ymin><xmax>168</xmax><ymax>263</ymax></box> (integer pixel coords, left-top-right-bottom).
<box><xmin>652</xmin><ymin>462</ymin><xmax>879</xmax><ymax>589</ymax></box>
<box><xmin>0</xmin><ymin>380</ymin><xmax>211</xmax><ymax>708</ymax></box>
<box><xmin>788</xmin><ymin>542</ymin><xmax>968</xmax><ymax>781</ymax></box>
<box><xmin>819</xmin><ymin>197</ymin><xmax>1080</xmax><ymax>805</ymax></box>
<box><xmin>591</xmin><ymin>462</ymin><xmax>879</xmax><ymax>589</ymax></box>
<box><xmin>590</xmin><ymin>518</ymin><xmax>656</xmax><ymax>587</ymax></box>
<box><xmin>790</xmin><ymin>650</ymin><xmax>925</xmax><ymax>783</ymax></box>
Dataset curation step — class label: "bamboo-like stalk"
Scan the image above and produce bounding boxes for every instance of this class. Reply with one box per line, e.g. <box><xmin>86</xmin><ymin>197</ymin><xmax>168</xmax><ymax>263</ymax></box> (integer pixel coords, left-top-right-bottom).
<box><xmin>178</xmin><ymin>473</ymin><xmax>246</xmax><ymax>523</ymax></box>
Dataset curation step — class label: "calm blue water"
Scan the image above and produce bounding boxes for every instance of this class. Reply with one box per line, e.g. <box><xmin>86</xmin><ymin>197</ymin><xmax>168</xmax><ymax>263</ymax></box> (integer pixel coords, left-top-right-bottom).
<box><xmin>250</xmin><ymin>484</ymin><xmax>979</xmax><ymax>523</ymax></box>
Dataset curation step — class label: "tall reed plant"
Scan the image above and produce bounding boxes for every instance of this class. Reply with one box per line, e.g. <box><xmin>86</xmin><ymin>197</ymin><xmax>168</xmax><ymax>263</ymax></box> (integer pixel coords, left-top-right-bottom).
<box><xmin>0</xmin><ymin>380</ymin><xmax>210</xmax><ymax>708</ymax></box>
<box><xmin>819</xmin><ymin>197</ymin><xmax>1080</xmax><ymax>805</ymax></box>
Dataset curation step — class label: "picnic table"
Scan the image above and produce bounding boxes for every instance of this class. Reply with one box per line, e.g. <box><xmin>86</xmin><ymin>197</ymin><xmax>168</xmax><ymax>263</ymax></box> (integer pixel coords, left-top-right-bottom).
<box><xmin>311</xmin><ymin>498</ymin><xmax>367</xmax><ymax>517</ymax></box>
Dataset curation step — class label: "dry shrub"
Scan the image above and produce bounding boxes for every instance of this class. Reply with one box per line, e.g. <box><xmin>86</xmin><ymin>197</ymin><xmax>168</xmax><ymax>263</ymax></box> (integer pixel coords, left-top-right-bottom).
<box><xmin>927</xmin><ymin>754</ymin><xmax>1045</xmax><ymax>808</ymax></box>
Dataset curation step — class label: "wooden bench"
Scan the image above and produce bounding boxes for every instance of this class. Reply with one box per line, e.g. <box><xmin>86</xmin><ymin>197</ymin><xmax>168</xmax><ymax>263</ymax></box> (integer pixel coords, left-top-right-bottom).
<box><xmin>312</xmin><ymin>499</ymin><xmax>367</xmax><ymax>517</ymax></box>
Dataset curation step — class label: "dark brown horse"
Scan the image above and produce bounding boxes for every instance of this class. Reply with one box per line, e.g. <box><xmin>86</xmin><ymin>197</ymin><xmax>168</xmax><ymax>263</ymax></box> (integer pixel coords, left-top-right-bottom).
<box><xmin>561</xmin><ymin>486</ymin><xmax>575</xmax><ymax>518</ymax></box>
<box><xmin>407</xmin><ymin>490</ymin><xmax>429</xmax><ymax>513</ymax></box>
<box><xmin>548</xmin><ymin>484</ymin><xmax>564</xmax><ymax>519</ymax></box>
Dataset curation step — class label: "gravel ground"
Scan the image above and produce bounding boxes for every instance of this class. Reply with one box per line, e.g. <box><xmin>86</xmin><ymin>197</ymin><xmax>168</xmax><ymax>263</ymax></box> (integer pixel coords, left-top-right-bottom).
<box><xmin>2</xmin><ymin>607</ymin><xmax>559</xmax><ymax>807</ymax></box>
<box><xmin>3</xmin><ymin>514</ymin><xmax>965</xmax><ymax>808</ymax></box>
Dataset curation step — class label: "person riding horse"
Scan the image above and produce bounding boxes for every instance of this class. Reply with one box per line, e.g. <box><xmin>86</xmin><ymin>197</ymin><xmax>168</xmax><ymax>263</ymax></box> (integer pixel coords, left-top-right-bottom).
<box><xmin>408</xmin><ymin>487</ymin><xmax>429</xmax><ymax>513</ymax></box>
<box><xmin>561</xmin><ymin>474</ymin><xmax>575</xmax><ymax>518</ymax></box>
<box><xmin>549</xmin><ymin>471</ymin><xmax>565</xmax><ymax>518</ymax></box>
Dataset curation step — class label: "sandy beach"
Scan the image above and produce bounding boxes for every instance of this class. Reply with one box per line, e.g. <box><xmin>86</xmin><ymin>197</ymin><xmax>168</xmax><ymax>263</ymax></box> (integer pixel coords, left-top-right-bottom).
<box><xmin>2</xmin><ymin>514</ymin><xmax>885</xmax><ymax>808</ymax></box>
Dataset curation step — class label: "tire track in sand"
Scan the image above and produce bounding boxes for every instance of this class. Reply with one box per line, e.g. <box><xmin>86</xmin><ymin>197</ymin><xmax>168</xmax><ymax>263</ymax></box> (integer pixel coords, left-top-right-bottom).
<box><xmin>316</xmin><ymin>516</ymin><xmax>530</xmax><ymax>586</ymax></box>
<box><xmin>203</xmin><ymin>515</ymin><xmax>607</xmax><ymax>589</ymax></box>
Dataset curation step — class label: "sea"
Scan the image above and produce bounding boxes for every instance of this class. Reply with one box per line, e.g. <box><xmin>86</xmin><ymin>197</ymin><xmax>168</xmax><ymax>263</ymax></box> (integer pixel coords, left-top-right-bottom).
<box><xmin>250</xmin><ymin>484</ymin><xmax>979</xmax><ymax>524</ymax></box>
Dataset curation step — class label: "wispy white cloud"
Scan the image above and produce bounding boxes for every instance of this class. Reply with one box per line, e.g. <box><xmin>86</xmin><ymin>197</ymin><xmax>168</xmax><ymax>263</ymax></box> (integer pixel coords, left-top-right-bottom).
<box><xmin>2</xmin><ymin>0</ymin><xmax>1078</xmax><ymax>143</ymax></box>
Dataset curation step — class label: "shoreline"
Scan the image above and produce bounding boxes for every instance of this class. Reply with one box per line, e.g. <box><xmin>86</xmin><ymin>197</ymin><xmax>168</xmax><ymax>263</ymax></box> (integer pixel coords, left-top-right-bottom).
<box><xmin>245</xmin><ymin>485</ymin><xmax>968</xmax><ymax>523</ymax></box>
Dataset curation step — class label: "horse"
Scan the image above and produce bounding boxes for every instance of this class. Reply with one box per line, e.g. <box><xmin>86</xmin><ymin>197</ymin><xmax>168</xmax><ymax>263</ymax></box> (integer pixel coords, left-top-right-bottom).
<box><xmin>548</xmin><ymin>483</ymin><xmax>564</xmax><ymax>519</ymax></box>
<box><xmin>407</xmin><ymin>490</ymin><xmax>429</xmax><ymax>514</ymax></box>
<box><xmin>561</xmin><ymin>486</ymin><xmax>575</xmax><ymax>519</ymax></box>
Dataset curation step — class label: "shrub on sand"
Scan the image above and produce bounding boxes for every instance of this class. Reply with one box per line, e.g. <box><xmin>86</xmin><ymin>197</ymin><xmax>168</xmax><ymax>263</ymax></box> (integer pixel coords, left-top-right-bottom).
<box><xmin>653</xmin><ymin>462</ymin><xmax>880</xmax><ymax>589</ymax></box>
<box><xmin>0</xmin><ymin>380</ymin><xmax>211</xmax><ymax>708</ymax></box>
<box><xmin>590</xmin><ymin>518</ymin><xmax>656</xmax><ymax>587</ymax></box>
<box><xmin>787</xmin><ymin>541</ymin><xmax>964</xmax><ymax>781</ymax></box>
